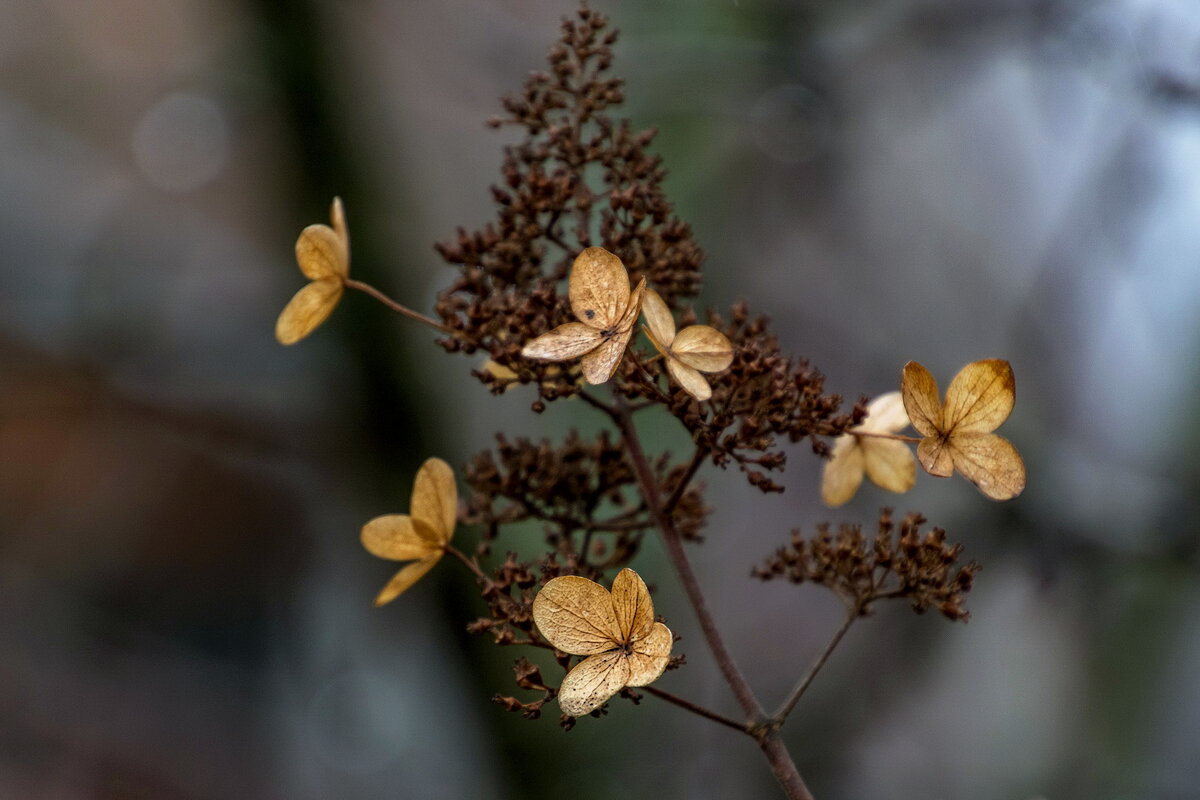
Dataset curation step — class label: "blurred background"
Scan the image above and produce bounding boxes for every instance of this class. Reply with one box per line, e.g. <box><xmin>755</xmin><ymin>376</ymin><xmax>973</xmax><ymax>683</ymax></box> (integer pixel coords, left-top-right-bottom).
<box><xmin>3</xmin><ymin>0</ymin><xmax>1200</xmax><ymax>798</ymax></box>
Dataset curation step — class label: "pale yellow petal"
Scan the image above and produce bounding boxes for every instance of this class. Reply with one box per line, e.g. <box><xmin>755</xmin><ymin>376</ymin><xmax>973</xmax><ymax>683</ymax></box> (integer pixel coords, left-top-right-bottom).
<box><xmin>373</xmin><ymin>553</ymin><xmax>441</xmax><ymax>606</ymax></box>
<box><xmin>557</xmin><ymin>650</ymin><xmax>631</xmax><ymax>716</ymax></box>
<box><xmin>626</xmin><ymin>622</ymin><xmax>673</xmax><ymax>687</ymax></box>
<box><xmin>820</xmin><ymin>436</ymin><xmax>865</xmax><ymax>507</ymax></box>
<box><xmin>610</xmin><ymin>568</ymin><xmax>655</xmax><ymax>641</ymax></box>
<box><xmin>616</xmin><ymin>278</ymin><xmax>647</xmax><ymax>333</ymax></box>
<box><xmin>275</xmin><ymin>279</ymin><xmax>344</xmax><ymax>345</ymax></box>
<box><xmin>901</xmin><ymin>361</ymin><xmax>944</xmax><ymax>438</ymax></box>
<box><xmin>411</xmin><ymin>457</ymin><xmax>457</xmax><ymax>543</ymax></box>
<box><xmin>361</xmin><ymin>514</ymin><xmax>440</xmax><ymax>560</ymax></box>
<box><xmin>943</xmin><ymin>359</ymin><xmax>1015</xmax><ymax>436</ymax></box>
<box><xmin>860</xmin><ymin>391</ymin><xmax>910</xmax><ymax>435</ymax></box>
<box><xmin>533</xmin><ymin>575</ymin><xmax>621</xmax><ymax>655</ymax></box>
<box><xmin>917</xmin><ymin>435</ymin><xmax>954</xmax><ymax>478</ymax></box>
<box><xmin>568</xmin><ymin>247</ymin><xmax>630</xmax><ymax>330</ymax></box>
<box><xmin>580</xmin><ymin>327</ymin><xmax>633</xmax><ymax>384</ymax></box>
<box><xmin>665</xmin><ymin>357</ymin><xmax>712</xmax><ymax>402</ymax></box>
<box><xmin>641</xmin><ymin>288</ymin><xmax>676</xmax><ymax>346</ymax></box>
<box><xmin>522</xmin><ymin>323</ymin><xmax>603</xmax><ymax>362</ymax></box>
<box><xmin>295</xmin><ymin>223</ymin><xmax>348</xmax><ymax>281</ymax></box>
<box><xmin>671</xmin><ymin>325</ymin><xmax>733</xmax><ymax>373</ymax></box>
<box><xmin>949</xmin><ymin>433</ymin><xmax>1026</xmax><ymax>500</ymax></box>
<box><xmin>861</xmin><ymin>438</ymin><xmax>917</xmax><ymax>494</ymax></box>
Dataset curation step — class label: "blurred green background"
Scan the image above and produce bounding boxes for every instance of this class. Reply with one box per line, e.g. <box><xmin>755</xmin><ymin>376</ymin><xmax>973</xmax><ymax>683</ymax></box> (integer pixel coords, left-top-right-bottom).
<box><xmin>3</xmin><ymin>1</ymin><xmax>1200</xmax><ymax>798</ymax></box>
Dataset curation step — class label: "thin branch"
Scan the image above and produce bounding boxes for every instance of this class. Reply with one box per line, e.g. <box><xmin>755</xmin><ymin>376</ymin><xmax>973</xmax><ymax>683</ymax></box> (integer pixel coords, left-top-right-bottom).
<box><xmin>345</xmin><ymin>278</ymin><xmax>453</xmax><ymax>333</ymax></box>
<box><xmin>642</xmin><ymin>685</ymin><xmax>748</xmax><ymax>734</ymax></box>
<box><xmin>444</xmin><ymin>543</ymin><xmax>490</xmax><ymax>583</ymax></box>
<box><xmin>664</xmin><ymin>444</ymin><xmax>709</xmax><ymax>515</ymax></box>
<box><xmin>769</xmin><ymin>607</ymin><xmax>859</xmax><ymax>725</ymax></box>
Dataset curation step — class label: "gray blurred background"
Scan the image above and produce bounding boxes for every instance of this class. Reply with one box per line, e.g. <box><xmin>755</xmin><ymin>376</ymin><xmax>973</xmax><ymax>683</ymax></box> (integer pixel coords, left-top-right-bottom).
<box><xmin>3</xmin><ymin>1</ymin><xmax>1200</xmax><ymax>798</ymax></box>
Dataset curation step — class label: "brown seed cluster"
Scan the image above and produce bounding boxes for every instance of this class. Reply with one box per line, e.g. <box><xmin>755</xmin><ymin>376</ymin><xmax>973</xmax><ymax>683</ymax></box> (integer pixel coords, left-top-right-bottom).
<box><xmin>752</xmin><ymin>509</ymin><xmax>980</xmax><ymax>621</ymax></box>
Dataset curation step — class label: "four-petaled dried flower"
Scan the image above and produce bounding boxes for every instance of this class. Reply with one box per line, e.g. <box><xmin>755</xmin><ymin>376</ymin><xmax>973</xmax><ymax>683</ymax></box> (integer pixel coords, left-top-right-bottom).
<box><xmin>276</xmin><ymin>197</ymin><xmax>350</xmax><ymax>345</ymax></box>
<box><xmin>821</xmin><ymin>391</ymin><xmax>916</xmax><ymax>506</ymax></box>
<box><xmin>361</xmin><ymin>457</ymin><xmax>458</xmax><ymax>605</ymax></box>
<box><xmin>901</xmin><ymin>359</ymin><xmax>1026</xmax><ymax>500</ymax></box>
<box><xmin>532</xmin><ymin>568</ymin><xmax>672</xmax><ymax>716</ymax></box>
<box><xmin>521</xmin><ymin>247</ymin><xmax>647</xmax><ymax>384</ymax></box>
<box><xmin>641</xmin><ymin>289</ymin><xmax>733</xmax><ymax>402</ymax></box>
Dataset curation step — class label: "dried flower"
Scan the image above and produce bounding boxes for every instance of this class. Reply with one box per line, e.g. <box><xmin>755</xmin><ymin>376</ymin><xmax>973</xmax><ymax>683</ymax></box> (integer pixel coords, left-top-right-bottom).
<box><xmin>901</xmin><ymin>359</ymin><xmax>1026</xmax><ymax>500</ymax></box>
<box><xmin>521</xmin><ymin>247</ymin><xmax>647</xmax><ymax>384</ymax></box>
<box><xmin>641</xmin><ymin>289</ymin><xmax>733</xmax><ymax>402</ymax></box>
<box><xmin>276</xmin><ymin>197</ymin><xmax>349</xmax><ymax>345</ymax></box>
<box><xmin>532</xmin><ymin>567</ymin><xmax>672</xmax><ymax>715</ymax></box>
<box><xmin>361</xmin><ymin>457</ymin><xmax>458</xmax><ymax>605</ymax></box>
<box><xmin>821</xmin><ymin>392</ymin><xmax>916</xmax><ymax>506</ymax></box>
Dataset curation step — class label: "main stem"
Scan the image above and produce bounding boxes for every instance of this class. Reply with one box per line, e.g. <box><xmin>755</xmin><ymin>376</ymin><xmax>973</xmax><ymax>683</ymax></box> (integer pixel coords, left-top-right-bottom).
<box><xmin>610</xmin><ymin>398</ymin><xmax>813</xmax><ymax>800</ymax></box>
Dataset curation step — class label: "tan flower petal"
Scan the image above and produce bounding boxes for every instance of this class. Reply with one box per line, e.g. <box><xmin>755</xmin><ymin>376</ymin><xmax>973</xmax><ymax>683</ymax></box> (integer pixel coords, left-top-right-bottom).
<box><xmin>373</xmin><ymin>553</ymin><xmax>441</xmax><ymax>606</ymax></box>
<box><xmin>275</xmin><ymin>279</ymin><xmax>344</xmax><ymax>345</ymax></box>
<box><xmin>901</xmin><ymin>361</ymin><xmax>943</xmax><ymax>438</ymax></box>
<box><xmin>821</xmin><ymin>436</ymin><xmax>866</xmax><ymax>507</ymax></box>
<box><xmin>609</xmin><ymin>568</ymin><xmax>655</xmax><ymax>641</ymax></box>
<box><xmin>862</xmin><ymin>438</ymin><xmax>917</xmax><ymax>494</ymax></box>
<box><xmin>533</xmin><ymin>575</ymin><xmax>622</xmax><ymax>655</ymax></box>
<box><xmin>917</xmin><ymin>435</ymin><xmax>954</xmax><ymax>478</ymax></box>
<box><xmin>569</xmin><ymin>247</ymin><xmax>630</xmax><ymax>331</ymax></box>
<box><xmin>410</xmin><ymin>457</ymin><xmax>457</xmax><ymax>543</ymax></box>
<box><xmin>580</xmin><ymin>328</ymin><xmax>634</xmax><ymax>384</ymax></box>
<box><xmin>861</xmin><ymin>391</ymin><xmax>910</xmax><ymax>434</ymax></box>
<box><xmin>617</xmin><ymin>278</ymin><xmax>647</xmax><ymax>333</ymax></box>
<box><xmin>329</xmin><ymin>196</ymin><xmax>348</xmax><ymax>247</ymax></box>
<box><xmin>949</xmin><ymin>433</ymin><xmax>1026</xmax><ymax>500</ymax></box>
<box><xmin>944</xmin><ymin>359</ymin><xmax>1015</xmax><ymax>436</ymax></box>
<box><xmin>665</xmin><ymin>357</ymin><xmax>712</xmax><ymax>402</ymax></box>
<box><xmin>670</xmin><ymin>325</ymin><xmax>733</xmax><ymax>373</ymax></box>
<box><xmin>557</xmin><ymin>650</ymin><xmax>631</xmax><ymax>716</ymax></box>
<box><xmin>522</xmin><ymin>322</ymin><xmax>604</xmax><ymax>362</ymax></box>
<box><xmin>640</xmin><ymin>288</ymin><xmax>676</xmax><ymax>345</ymax></box>
<box><xmin>361</xmin><ymin>514</ymin><xmax>440</xmax><ymax>560</ymax></box>
<box><xmin>295</xmin><ymin>218</ymin><xmax>348</xmax><ymax>281</ymax></box>
<box><xmin>626</xmin><ymin>621</ymin><xmax>673</xmax><ymax>687</ymax></box>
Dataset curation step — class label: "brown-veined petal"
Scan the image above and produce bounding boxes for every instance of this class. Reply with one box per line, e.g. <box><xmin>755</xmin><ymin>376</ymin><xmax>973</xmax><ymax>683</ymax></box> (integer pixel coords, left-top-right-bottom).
<box><xmin>580</xmin><ymin>327</ymin><xmax>634</xmax><ymax>384</ymax></box>
<box><xmin>361</xmin><ymin>514</ymin><xmax>441</xmax><ymax>560</ymax></box>
<box><xmin>917</xmin><ymin>435</ymin><xmax>954</xmax><ymax>478</ymax></box>
<box><xmin>557</xmin><ymin>650</ymin><xmax>631</xmax><ymax>716</ymax></box>
<box><xmin>275</xmin><ymin>279</ymin><xmax>344</xmax><ymax>345</ymax></box>
<box><xmin>373</xmin><ymin>552</ymin><xmax>442</xmax><ymax>606</ymax></box>
<box><xmin>861</xmin><ymin>391</ymin><xmax>910</xmax><ymax>435</ymax></box>
<box><xmin>568</xmin><ymin>247</ymin><xmax>630</xmax><ymax>331</ymax></box>
<box><xmin>943</xmin><ymin>359</ymin><xmax>1015</xmax><ymax>436</ymax></box>
<box><xmin>522</xmin><ymin>323</ymin><xmax>604</xmax><ymax>362</ymax></box>
<box><xmin>820</xmin><ymin>436</ymin><xmax>866</xmax><ymax>507</ymax></box>
<box><xmin>949</xmin><ymin>433</ymin><xmax>1026</xmax><ymax>500</ymax></box>
<box><xmin>615</xmin><ymin>278</ymin><xmax>647</xmax><ymax>333</ymax></box>
<box><xmin>640</xmin><ymin>288</ymin><xmax>676</xmax><ymax>345</ymax></box>
<box><xmin>410</xmin><ymin>457</ymin><xmax>457</xmax><ymax>543</ymax></box>
<box><xmin>295</xmin><ymin>219</ymin><xmax>348</xmax><ymax>281</ymax></box>
<box><xmin>861</xmin><ymin>438</ymin><xmax>917</xmax><ymax>494</ymax></box>
<box><xmin>901</xmin><ymin>361</ymin><xmax>944</xmax><ymax>438</ymax></box>
<box><xmin>609</xmin><ymin>568</ymin><xmax>655</xmax><ymax>641</ymax></box>
<box><xmin>626</xmin><ymin>621</ymin><xmax>673</xmax><ymax>687</ymax></box>
<box><xmin>533</xmin><ymin>575</ymin><xmax>622</xmax><ymax>655</ymax></box>
<box><xmin>665</xmin><ymin>357</ymin><xmax>712</xmax><ymax>402</ymax></box>
<box><xmin>670</xmin><ymin>325</ymin><xmax>733</xmax><ymax>373</ymax></box>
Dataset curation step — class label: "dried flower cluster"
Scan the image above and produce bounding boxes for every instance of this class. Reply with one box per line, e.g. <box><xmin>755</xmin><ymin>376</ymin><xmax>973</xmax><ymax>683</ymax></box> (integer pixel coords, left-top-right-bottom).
<box><xmin>275</xmin><ymin>6</ymin><xmax>1028</xmax><ymax>796</ymax></box>
<box><xmin>752</xmin><ymin>509</ymin><xmax>980</xmax><ymax>621</ymax></box>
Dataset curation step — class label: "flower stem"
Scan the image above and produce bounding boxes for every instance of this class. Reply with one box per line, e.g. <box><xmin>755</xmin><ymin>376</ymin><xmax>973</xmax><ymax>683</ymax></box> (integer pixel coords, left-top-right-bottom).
<box><xmin>344</xmin><ymin>278</ymin><xmax>452</xmax><ymax>334</ymax></box>
<box><xmin>642</xmin><ymin>685</ymin><xmax>748</xmax><ymax>733</ymax></box>
<box><xmin>769</xmin><ymin>608</ymin><xmax>858</xmax><ymax>725</ymax></box>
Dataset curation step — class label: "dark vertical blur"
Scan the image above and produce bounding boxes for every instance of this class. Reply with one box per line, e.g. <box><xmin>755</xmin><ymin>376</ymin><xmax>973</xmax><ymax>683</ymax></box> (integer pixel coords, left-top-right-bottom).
<box><xmin>2</xmin><ymin>1</ymin><xmax>1199</xmax><ymax>798</ymax></box>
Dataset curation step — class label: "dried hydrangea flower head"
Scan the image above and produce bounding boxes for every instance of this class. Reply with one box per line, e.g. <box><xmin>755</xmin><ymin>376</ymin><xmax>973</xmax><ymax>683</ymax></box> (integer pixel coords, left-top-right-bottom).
<box><xmin>641</xmin><ymin>288</ymin><xmax>733</xmax><ymax>402</ymax></box>
<box><xmin>901</xmin><ymin>359</ymin><xmax>1026</xmax><ymax>500</ymax></box>
<box><xmin>275</xmin><ymin>197</ymin><xmax>349</xmax><ymax>345</ymax></box>
<box><xmin>360</xmin><ymin>457</ymin><xmax>458</xmax><ymax>605</ymax></box>
<box><xmin>532</xmin><ymin>568</ymin><xmax>673</xmax><ymax>716</ymax></box>
<box><xmin>821</xmin><ymin>392</ymin><xmax>916</xmax><ymax>506</ymax></box>
<box><xmin>521</xmin><ymin>247</ymin><xmax>647</xmax><ymax>384</ymax></box>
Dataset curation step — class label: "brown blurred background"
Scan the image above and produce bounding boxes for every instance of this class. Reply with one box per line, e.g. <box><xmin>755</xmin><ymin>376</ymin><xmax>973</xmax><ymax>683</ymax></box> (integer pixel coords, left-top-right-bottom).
<box><xmin>3</xmin><ymin>1</ymin><xmax>1200</xmax><ymax>798</ymax></box>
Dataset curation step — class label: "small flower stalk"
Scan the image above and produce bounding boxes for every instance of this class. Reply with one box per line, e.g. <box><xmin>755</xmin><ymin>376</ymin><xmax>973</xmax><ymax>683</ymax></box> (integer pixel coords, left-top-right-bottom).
<box><xmin>275</xmin><ymin>7</ymin><xmax>1026</xmax><ymax>799</ymax></box>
